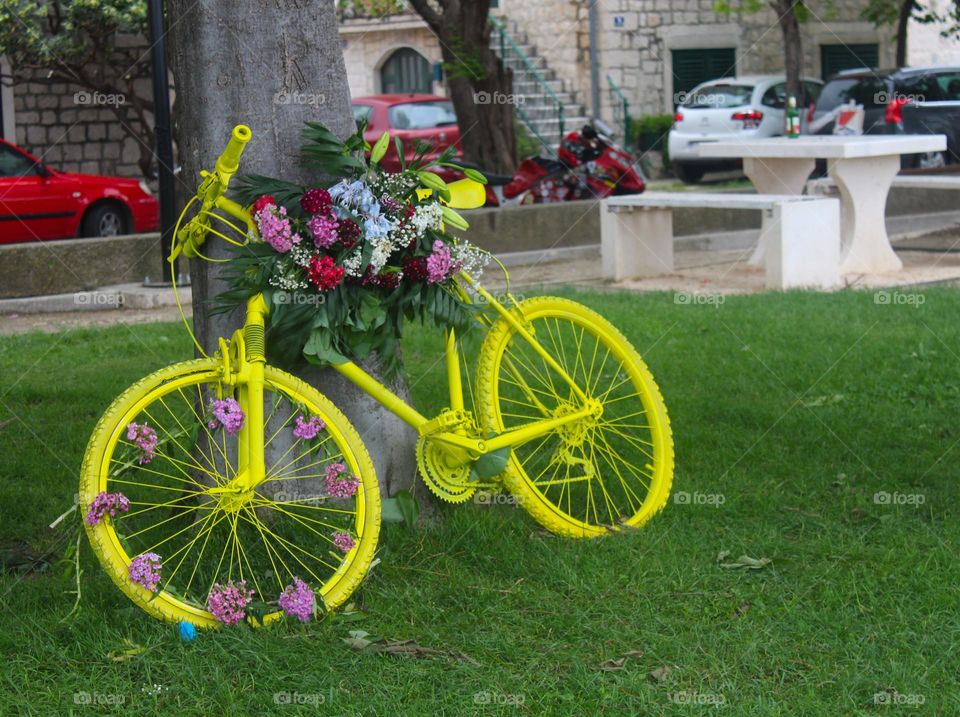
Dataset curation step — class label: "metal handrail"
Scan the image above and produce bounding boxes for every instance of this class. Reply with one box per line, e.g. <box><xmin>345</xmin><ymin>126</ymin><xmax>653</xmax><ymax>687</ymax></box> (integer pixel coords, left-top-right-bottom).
<box><xmin>489</xmin><ymin>15</ymin><xmax>565</xmax><ymax>150</ymax></box>
<box><xmin>607</xmin><ymin>74</ymin><xmax>631</xmax><ymax>146</ymax></box>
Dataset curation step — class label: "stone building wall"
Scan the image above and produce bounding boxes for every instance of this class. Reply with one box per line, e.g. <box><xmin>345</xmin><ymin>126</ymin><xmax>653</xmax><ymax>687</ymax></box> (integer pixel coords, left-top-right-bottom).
<box><xmin>907</xmin><ymin>0</ymin><xmax>960</xmax><ymax>66</ymax></box>
<box><xmin>12</xmin><ymin>75</ymin><xmax>145</xmax><ymax>178</ymax></box>
<box><xmin>499</xmin><ymin>0</ymin><xmax>896</xmax><ymax>123</ymax></box>
<box><xmin>340</xmin><ymin>16</ymin><xmax>442</xmax><ymax>98</ymax></box>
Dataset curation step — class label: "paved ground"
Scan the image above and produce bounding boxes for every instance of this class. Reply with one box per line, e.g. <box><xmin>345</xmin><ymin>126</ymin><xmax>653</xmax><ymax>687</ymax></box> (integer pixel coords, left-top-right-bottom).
<box><xmin>3</xmin><ymin>221</ymin><xmax>960</xmax><ymax>337</ymax></box>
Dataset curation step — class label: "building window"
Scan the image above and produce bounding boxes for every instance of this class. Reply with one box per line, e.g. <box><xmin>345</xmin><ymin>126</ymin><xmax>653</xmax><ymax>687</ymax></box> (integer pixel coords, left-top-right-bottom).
<box><xmin>820</xmin><ymin>44</ymin><xmax>879</xmax><ymax>79</ymax></box>
<box><xmin>380</xmin><ymin>48</ymin><xmax>433</xmax><ymax>95</ymax></box>
<box><xmin>671</xmin><ymin>48</ymin><xmax>737</xmax><ymax>106</ymax></box>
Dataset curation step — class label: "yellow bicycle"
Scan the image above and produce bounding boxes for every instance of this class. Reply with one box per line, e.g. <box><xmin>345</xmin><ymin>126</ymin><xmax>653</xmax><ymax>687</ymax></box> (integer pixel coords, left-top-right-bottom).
<box><xmin>79</xmin><ymin>125</ymin><xmax>674</xmax><ymax>627</ymax></box>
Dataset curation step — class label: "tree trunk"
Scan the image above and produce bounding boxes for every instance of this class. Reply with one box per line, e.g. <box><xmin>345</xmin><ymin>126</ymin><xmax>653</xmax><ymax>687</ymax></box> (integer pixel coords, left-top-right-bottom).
<box><xmin>896</xmin><ymin>0</ymin><xmax>916</xmax><ymax>67</ymax></box>
<box><xmin>772</xmin><ymin>0</ymin><xmax>803</xmax><ymax>100</ymax></box>
<box><xmin>409</xmin><ymin>0</ymin><xmax>517</xmax><ymax>174</ymax></box>
<box><xmin>167</xmin><ymin>0</ymin><xmax>424</xmax><ymax>510</ymax></box>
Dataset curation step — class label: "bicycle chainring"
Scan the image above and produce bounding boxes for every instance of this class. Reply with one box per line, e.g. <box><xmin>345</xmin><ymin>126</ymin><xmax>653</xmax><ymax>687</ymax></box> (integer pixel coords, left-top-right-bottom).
<box><xmin>415</xmin><ymin>438</ymin><xmax>477</xmax><ymax>504</ymax></box>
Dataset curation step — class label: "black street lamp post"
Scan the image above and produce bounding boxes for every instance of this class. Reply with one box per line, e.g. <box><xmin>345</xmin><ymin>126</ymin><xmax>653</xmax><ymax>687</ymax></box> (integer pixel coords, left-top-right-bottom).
<box><xmin>147</xmin><ymin>0</ymin><xmax>177</xmax><ymax>284</ymax></box>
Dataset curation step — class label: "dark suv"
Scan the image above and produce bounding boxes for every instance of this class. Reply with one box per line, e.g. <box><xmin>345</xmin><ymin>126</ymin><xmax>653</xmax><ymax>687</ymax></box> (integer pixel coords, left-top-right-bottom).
<box><xmin>811</xmin><ymin>66</ymin><xmax>960</xmax><ymax>169</ymax></box>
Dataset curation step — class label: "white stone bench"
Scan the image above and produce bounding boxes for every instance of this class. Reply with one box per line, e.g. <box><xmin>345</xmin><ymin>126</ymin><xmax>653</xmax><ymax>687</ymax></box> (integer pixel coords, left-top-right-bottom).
<box><xmin>600</xmin><ymin>192</ymin><xmax>842</xmax><ymax>290</ymax></box>
<box><xmin>808</xmin><ymin>174</ymin><xmax>960</xmax><ymax>193</ymax></box>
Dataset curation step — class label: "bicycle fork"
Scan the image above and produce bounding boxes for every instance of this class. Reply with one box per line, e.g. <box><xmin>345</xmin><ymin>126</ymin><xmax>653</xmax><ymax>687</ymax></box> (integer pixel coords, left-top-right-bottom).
<box><xmin>230</xmin><ymin>294</ymin><xmax>268</xmax><ymax>494</ymax></box>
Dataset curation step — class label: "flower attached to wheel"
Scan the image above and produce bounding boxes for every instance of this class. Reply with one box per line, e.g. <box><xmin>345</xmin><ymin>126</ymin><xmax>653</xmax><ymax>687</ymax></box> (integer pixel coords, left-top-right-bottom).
<box><xmin>278</xmin><ymin>577</ymin><xmax>316</xmax><ymax>622</ymax></box>
<box><xmin>331</xmin><ymin>531</ymin><xmax>356</xmax><ymax>554</ymax></box>
<box><xmin>128</xmin><ymin>552</ymin><xmax>163</xmax><ymax>592</ymax></box>
<box><xmin>208</xmin><ymin>398</ymin><xmax>244</xmax><ymax>435</ymax></box>
<box><xmin>207</xmin><ymin>580</ymin><xmax>255</xmax><ymax>625</ymax></box>
<box><xmin>126</xmin><ymin>422</ymin><xmax>158</xmax><ymax>464</ymax></box>
<box><xmin>292</xmin><ymin>414</ymin><xmax>325</xmax><ymax>441</ymax></box>
<box><xmin>85</xmin><ymin>491</ymin><xmax>129</xmax><ymax>525</ymax></box>
<box><xmin>324</xmin><ymin>463</ymin><xmax>359</xmax><ymax>499</ymax></box>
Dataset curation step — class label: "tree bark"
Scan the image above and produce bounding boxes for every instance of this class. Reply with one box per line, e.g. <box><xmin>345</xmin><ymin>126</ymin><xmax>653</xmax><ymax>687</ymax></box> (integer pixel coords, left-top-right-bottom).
<box><xmin>896</xmin><ymin>0</ymin><xmax>916</xmax><ymax>67</ymax></box>
<box><xmin>409</xmin><ymin>0</ymin><xmax>517</xmax><ymax>174</ymax></box>
<box><xmin>167</xmin><ymin>0</ymin><xmax>424</xmax><ymax>509</ymax></box>
<box><xmin>772</xmin><ymin>0</ymin><xmax>803</xmax><ymax>100</ymax></box>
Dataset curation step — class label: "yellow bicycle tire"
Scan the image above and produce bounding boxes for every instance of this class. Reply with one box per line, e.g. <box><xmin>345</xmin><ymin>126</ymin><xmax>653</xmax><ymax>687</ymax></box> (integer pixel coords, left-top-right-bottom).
<box><xmin>80</xmin><ymin>358</ymin><xmax>379</xmax><ymax>626</ymax></box>
<box><xmin>476</xmin><ymin>297</ymin><xmax>674</xmax><ymax>538</ymax></box>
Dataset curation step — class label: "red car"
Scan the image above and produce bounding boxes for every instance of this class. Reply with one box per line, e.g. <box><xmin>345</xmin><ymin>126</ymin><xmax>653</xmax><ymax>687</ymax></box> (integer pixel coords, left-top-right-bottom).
<box><xmin>352</xmin><ymin>94</ymin><xmax>462</xmax><ymax>171</ymax></box>
<box><xmin>0</xmin><ymin>138</ymin><xmax>158</xmax><ymax>244</ymax></box>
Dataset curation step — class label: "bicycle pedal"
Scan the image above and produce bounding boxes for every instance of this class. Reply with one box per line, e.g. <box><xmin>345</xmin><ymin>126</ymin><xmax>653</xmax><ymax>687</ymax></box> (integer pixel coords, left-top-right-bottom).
<box><xmin>417</xmin><ymin>409</ymin><xmax>472</xmax><ymax>437</ymax></box>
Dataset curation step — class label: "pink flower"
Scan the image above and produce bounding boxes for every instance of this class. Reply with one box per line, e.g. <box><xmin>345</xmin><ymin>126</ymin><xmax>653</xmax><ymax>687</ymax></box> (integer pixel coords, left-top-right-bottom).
<box><xmin>208</xmin><ymin>398</ymin><xmax>244</xmax><ymax>435</ymax></box>
<box><xmin>278</xmin><ymin>577</ymin><xmax>316</xmax><ymax>622</ymax></box>
<box><xmin>308</xmin><ymin>211</ymin><xmax>339</xmax><ymax>248</ymax></box>
<box><xmin>207</xmin><ymin>580</ymin><xmax>255</xmax><ymax>625</ymax></box>
<box><xmin>256</xmin><ymin>203</ymin><xmax>301</xmax><ymax>254</ymax></box>
<box><xmin>126</xmin><ymin>422</ymin><xmax>158</xmax><ymax>464</ymax></box>
<box><xmin>332</xmin><ymin>531</ymin><xmax>356</xmax><ymax>553</ymax></box>
<box><xmin>85</xmin><ymin>491</ymin><xmax>129</xmax><ymax>526</ymax></box>
<box><xmin>293</xmin><ymin>414</ymin><xmax>325</xmax><ymax>441</ymax></box>
<box><xmin>324</xmin><ymin>463</ymin><xmax>359</xmax><ymax>499</ymax></box>
<box><xmin>128</xmin><ymin>552</ymin><xmax>162</xmax><ymax>592</ymax></box>
<box><xmin>426</xmin><ymin>240</ymin><xmax>453</xmax><ymax>284</ymax></box>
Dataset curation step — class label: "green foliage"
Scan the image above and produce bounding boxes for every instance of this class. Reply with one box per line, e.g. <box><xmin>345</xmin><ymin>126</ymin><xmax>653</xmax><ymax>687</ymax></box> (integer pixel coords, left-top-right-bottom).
<box><xmin>514</xmin><ymin>120</ymin><xmax>542</xmax><ymax>161</ymax></box>
<box><xmin>0</xmin><ymin>0</ymin><xmax>147</xmax><ymax>67</ymax></box>
<box><xmin>335</xmin><ymin>0</ymin><xmax>405</xmax><ymax>19</ymax></box>
<box><xmin>861</xmin><ymin>0</ymin><xmax>960</xmax><ymax>38</ymax></box>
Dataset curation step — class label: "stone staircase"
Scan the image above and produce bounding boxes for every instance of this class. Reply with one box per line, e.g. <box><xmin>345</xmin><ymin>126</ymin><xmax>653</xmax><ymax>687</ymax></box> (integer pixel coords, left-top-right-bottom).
<box><xmin>489</xmin><ymin>16</ymin><xmax>589</xmax><ymax>150</ymax></box>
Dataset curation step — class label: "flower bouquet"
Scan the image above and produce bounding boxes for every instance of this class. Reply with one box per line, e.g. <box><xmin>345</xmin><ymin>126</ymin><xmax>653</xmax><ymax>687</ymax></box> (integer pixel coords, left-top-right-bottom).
<box><xmin>222</xmin><ymin>122</ymin><xmax>491</xmax><ymax>373</ymax></box>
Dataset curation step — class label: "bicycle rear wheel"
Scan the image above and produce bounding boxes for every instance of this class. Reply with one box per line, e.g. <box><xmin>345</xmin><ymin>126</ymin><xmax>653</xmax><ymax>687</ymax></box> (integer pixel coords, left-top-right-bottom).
<box><xmin>477</xmin><ymin>297</ymin><xmax>673</xmax><ymax>538</ymax></box>
<box><xmin>80</xmin><ymin>359</ymin><xmax>379</xmax><ymax>626</ymax></box>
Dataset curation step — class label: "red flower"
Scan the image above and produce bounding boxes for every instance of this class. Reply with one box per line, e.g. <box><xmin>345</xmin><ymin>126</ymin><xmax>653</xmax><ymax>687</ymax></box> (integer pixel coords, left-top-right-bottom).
<box><xmin>402</xmin><ymin>256</ymin><xmax>429</xmax><ymax>283</ymax></box>
<box><xmin>251</xmin><ymin>194</ymin><xmax>276</xmax><ymax>216</ymax></box>
<box><xmin>300</xmin><ymin>188</ymin><xmax>332</xmax><ymax>215</ymax></box>
<box><xmin>377</xmin><ymin>272</ymin><xmax>400</xmax><ymax>291</ymax></box>
<box><xmin>307</xmin><ymin>255</ymin><xmax>345</xmax><ymax>292</ymax></box>
<box><xmin>337</xmin><ymin>219</ymin><xmax>362</xmax><ymax>249</ymax></box>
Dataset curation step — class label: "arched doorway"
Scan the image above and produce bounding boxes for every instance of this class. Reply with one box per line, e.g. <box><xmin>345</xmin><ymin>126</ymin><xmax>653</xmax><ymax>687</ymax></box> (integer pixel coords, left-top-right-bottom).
<box><xmin>379</xmin><ymin>48</ymin><xmax>433</xmax><ymax>94</ymax></box>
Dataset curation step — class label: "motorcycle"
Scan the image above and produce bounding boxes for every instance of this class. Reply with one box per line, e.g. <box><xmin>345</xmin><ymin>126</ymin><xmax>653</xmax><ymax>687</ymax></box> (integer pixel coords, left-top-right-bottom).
<box><xmin>490</xmin><ymin>120</ymin><xmax>646</xmax><ymax>206</ymax></box>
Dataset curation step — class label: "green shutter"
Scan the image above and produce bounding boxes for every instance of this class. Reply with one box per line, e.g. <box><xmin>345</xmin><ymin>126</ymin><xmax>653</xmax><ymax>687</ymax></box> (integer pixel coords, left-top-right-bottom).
<box><xmin>671</xmin><ymin>48</ymin><xmax>737</xmax><ymax>106</ymax></box>
<box><xmin>820</xmin><ymin>44</ymin><xmax>879</xmax><ymax>80</ymax></box>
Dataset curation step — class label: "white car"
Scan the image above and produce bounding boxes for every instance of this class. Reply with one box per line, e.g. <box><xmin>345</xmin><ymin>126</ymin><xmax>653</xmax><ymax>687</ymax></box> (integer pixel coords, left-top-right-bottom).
<box><xmin>668</xmin><ymin>75</ymin><xmax>823</xmax><ymax>184</ymax></box>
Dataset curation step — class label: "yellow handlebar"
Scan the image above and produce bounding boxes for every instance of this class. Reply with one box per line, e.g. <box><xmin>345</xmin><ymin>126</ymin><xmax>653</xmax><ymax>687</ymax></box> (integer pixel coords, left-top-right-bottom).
<box><xmin>216</xmin><ymin>124</ymin><xmax>252</xmax><ymax>175</ymax></box>
<box><xmin>172</xmin><ymin>124</ymin><xmax>254</xmax><ymax>261</ymax></box>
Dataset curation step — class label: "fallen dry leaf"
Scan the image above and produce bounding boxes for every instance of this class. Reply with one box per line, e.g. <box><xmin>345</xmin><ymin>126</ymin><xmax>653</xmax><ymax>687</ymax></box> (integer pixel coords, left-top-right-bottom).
<box><xmin>597</xmin><ymin>650</ymin><xmax>643</xmax><ymax>672</ymax></box>
<box><xmin>599</xmin><ymin>657</ymin><xmax>627</xmax><ymax>672</ymax></box>
<box><xmin>649</xmin><ymin>665</ymin><xmax>672</xmax><ymax>683</ymax></box>
<box><xmin>342</xmin><ymin>630</ymin><xmax>477</xmax><ymax>664</ymax></box>
<box><xmin>734</xmin><ymin>601</ymin><xmax>751</xmax><ymax>618</ymax></box>
<box><xmin>718</xmin><ymin>554</ymin><xmax>771</xmax><ymax>570</ymax></box>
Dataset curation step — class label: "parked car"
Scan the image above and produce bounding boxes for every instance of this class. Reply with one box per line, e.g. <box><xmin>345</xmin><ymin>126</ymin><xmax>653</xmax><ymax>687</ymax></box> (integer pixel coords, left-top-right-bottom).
<box><xmin>0</xmin><ymin>139</ymin><xmax>158</xmax><ymax>244</ymax></box>
<box><xmin>352</xmin><ymin>94</ymin><xmax>462</xmax><ymax>171</ymax></box>
<box><xmin>668</xmin><ymin>75</ymin><xmax>823</xmax><ymax>184</ymax></box>
<box><xmin>810</xmin><ymin>66</ymin><xmax>960</xmax><ymax>169</ymax></box>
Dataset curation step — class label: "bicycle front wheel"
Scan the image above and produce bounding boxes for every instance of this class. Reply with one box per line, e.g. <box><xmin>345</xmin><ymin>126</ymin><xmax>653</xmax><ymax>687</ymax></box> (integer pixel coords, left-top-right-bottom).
<box><xmin>476</xmin><ymin>297</ymin><xmax>674</xmax><ymax>538</ymax></box>
<box><xmin>80</xmin><ymin>359</ymin><xmax>379</xmax><ymax>626</ymax></box>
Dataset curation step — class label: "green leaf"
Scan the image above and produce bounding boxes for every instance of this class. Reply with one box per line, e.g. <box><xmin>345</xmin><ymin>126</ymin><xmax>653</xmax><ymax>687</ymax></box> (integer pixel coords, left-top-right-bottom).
<box><xmin>380</xmin><ymin>498</ymin><xmax>404</xmax><ymax>523</ymax></box>
<box><xmin>395</xmin><ymin>489</ymin><xmax>419</xmax><ymax>528</ymax></box>
<box><xmin>473</xmin><ymin>447</ymin><xmax>511</xmax><ymax>479</ymax></box>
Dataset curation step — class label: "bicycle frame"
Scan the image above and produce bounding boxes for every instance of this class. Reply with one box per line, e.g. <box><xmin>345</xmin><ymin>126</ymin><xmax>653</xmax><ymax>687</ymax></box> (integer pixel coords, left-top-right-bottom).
<box><xmin>174</xmin><ymin>125</ymin><xmax>597</xmax><ymax>485</ymax></box>
<box><xmin>330</xmin><ymin>275</ymin><xmax>593</xmax><ymax>462</ymax></box>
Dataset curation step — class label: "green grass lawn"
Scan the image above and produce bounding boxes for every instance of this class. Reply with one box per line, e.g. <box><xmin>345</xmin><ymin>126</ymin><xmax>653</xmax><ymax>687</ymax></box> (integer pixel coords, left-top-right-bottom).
<box><xmin>2</xmin><ymin>287</ymin><xmax>959</xmax><ymax>715</ymax></box>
